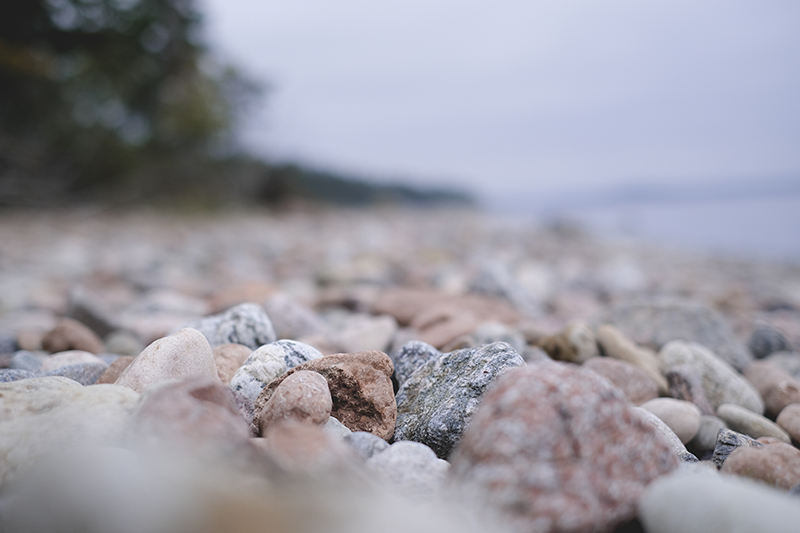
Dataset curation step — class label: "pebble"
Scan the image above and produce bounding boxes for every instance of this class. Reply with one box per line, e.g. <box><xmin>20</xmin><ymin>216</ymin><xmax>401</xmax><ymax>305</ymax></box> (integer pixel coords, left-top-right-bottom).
<box><xmin>394</xmin><ymin>341</ymin><xmax>524</xmax><ymax>458</ymax></box>
<box><xmin>470</xmin><ymin>322</ymin><xmax>527</xmax><ymax>353</ymax></box>
<box><xmin>749</xmin><ymin>321</ymin><xmax>791</xmax><ymax>359</ymax></box>
<box><xmin>256</xmin><ymin>420</ymin><xmax>360</xmax><ymax>474</ymax></box>
<box><xmin>180</xmin><ymin>302</ymin><xmax>276</xmax><ymax>350</ymax></box>
<box><xmin>334</xmin><ymin>313</ymin><xmax>398</xmax><ymax>353</ymax></box>
<box><xmin>212</xmin><ymin>343</ymin><xmax>252</xmax><ymax>385</ymax></box>
<box><xmin>633</xmin><ymin>407</ymin><xmax>699</xmax><ymax>462</ymax></box>
<box><xmin>450</xmin><ymin>363</ymin><xmax>679</xmax><ymax>533</ymax></box>
<box><xmin>641</xmin><ymin>398</ymin><xmax>702</xmax><ymax>444</ymax></box>
<box><xmin>583</xmin><ymin>356</ymin><xmax>659</xmax><ymax>404</ymax></box>
<box><xmin>776</xmin><ymin>403</ymin><xmax>800</xmax><ymax>443</ymax></box>
<box><xmin>664</xmin><ymin>364</ymin><xmax>716</xmax><ymax>416</ymax></box>
<box><xmin>41</xmin><ymin>317</ymin><xmax>105</xmax><ymax>355</ymax></box>
<box><xmin>687</xmin><ymin>415</ymin><xmax>728</xmax><ymax>454</ymax></box>
<box><xmin>716</xmin><ymin>403</ymin><xmax>791</xmax><ymax>443</ymax></box>
<box><xmin>536</xmin><ymin>322</ymin><xmax>598</xmax><ymax>363</ymax></box>
<box><xmin>95</xmin><ymin>355</ymin><xmax>135</xmax><ymax>384</ymax></box>
<box><xmin>264</xmin><ymin>292</ymin><xmax>329</xmax><ymax>340</ymax></box>
<box><xmin>255</xmin><ymin>350</ymin><xmax>396</xmax><ymax>439</ymax></box>
<box><xmin>743</xmin><ymin>361</ymin><xmax>800</xmax><ymax>418</ymax></box>
<box><xmin>0</xmin><ymin>369</ymin><xmax>36</xmax><ymax>382</ymax></box>
<box><xmin>65</xmin><ymin>285</ymin><xmax>119</xmax><ymax>338</ymax></box>
<box><xmin>345</xmin><ymin>431</ymin><xmax>390</xmax><ymax>460</ymax></box>
<box><xmin>658</xmin><ymin>340</ymin><xmax>764</xmax><ymax>414</ymax></box>
<box><xmin>366</xmin><ymin>441</ymin><xmax>450</xmax><ymax>500</ymax></box>
<box><xmin>0</xmin><ymin>330</ymin><xmax>17</xmax><ymax>353</ymax></box>
<box><xmin>764</xmin><ymin>351</ymin><xmax>800</xmax><ymax>380</ymax></box>
<box><xmin>258</xmin><ymin>370</ymin><xmax>332</xmax><ymax>434</ymax></box>
<box><xmin>8</xmin><ymin>350</ymin><xmax>46</xmax><ymax>372</ymax></box>
<box><xmin>711</xmin><ymin>428</ymin><xmax>763</xmax><ymax>469</ymax></box>
<box><xmin>391</xmin><ymin>340</ymin><xmax>441</xmax><ymax>388</ymax></box>
<box><xmin>39</xmin><ymin>350</ymin><xmax>107</xmax><ymax>372</ymax></box>
<box><xmin>595</xmin><ymin>324</ymin><xmax>668</xmax><ymax>393</ymax></box>
<box><xmin>721</xmin><ymin>442</ymin><xmax>800</xmax><ymax>489</ymax></box>
<box><xmin>115</xmin><ymin>328</ymin><xmax>218</xmax><ymax>393</ymax></box>
<box><xmin>45</xmin><ymin>362</ymin><xmax>108</xmax><ymax>385</ymax></box>
<box><xmin>323</xmin><ymin>415</ymin><xmax>352</xmax><ymax>438</ymax></box>
<box><xmin>103</xmin><ymin>329</ymin><xmax>144</xmax><ymax>356</ymax></box>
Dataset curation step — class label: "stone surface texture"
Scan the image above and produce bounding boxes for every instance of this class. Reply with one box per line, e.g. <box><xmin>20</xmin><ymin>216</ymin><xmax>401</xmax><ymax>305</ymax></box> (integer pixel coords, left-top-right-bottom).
<box><xmin>391</xmin><ymin>340</ymin><xmax>441</xmax><ymax>388</ymax></box>
<box><xmin>536</xmin><ymin>322</ymin><xmax>598</xmax><ymax>364</ymax></box>
<box><xmin>583</xmin><ymin>356</ymin><xmax>659</xmax><ymax>404</ymax></box>
<box><xmin>716</xmin><ymin>403</ymin><xmax>791</xmax><ymax>443</ymax></box>
<box><xmin>366</xmin><ymin>440</ymin><xmax>450</xmax><ymax>500</ymax></box>
<box><xmin>595</xmin><ymin>324</ymin><xmax>668</xmax><ymax>393</ymax></box>
<box><xmin>743</xmin><ymin>361</ymin><xmax>800</xmax><ymax>418</ymax></box>
<box><xmin>180</xmin><ymin>303</ymin><xmax>276</xmax><ymax>350</ymax></box>
<box><xmin>749</xmin><ymin>322</ymin><xmax>791</xmax><ymax>359</ymax></box>
<box><xmin>40</xmin><ymin>350</ymin><xmax>107</xmax><ymax>372</ymax></box>
<box><xmin>258</xmin><ymin>370</ymin><xmax>332</xmax><ymax>434</ymax></box>
<box><xmin>664</xmin><ymin>365</ymin><xmax>716</xmax><ymax>416</ymax></box>
<box><xmin>776</xmin><ymin>403</ymin><xmax>800</xmax><ymax>443</ymax></box>
<box><xmin>721</xmin><ymin>442</ymin><xmax>800</xmax><ymax>489</ymax></box>
<box><xmin>711</xmin><ymin>428</ymin><xmax>764</xmax><ymax>469</ymax></box>
<box><xmin>640</xmin><ymin>398</ymin><xmax>702</xmax><ymax>444</ymax></box>
<box><xmin>212</xmin><ymin>343</ymin><xmax>252</xmax><ymax>385</ymax></box>
<box><xmin>345</xmin><ymin>431</ymin><xmax>390</xmax><ymax>460</ymax></box>
<box><xmin>41</xmin><ymin>317</ymin><xmax>105</xmax><ymax>355</ymax></box>
<box><xmin>96</xmin><ymin>355</ymin><xmax>135</xmax><ymax>384</ymax></box>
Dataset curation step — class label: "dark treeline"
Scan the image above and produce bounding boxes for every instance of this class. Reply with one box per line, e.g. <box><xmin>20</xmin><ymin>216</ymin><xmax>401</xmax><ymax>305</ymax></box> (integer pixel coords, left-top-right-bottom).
<box><xmin>0</xmin><ymin>0</ymin><xmax>472</xmax><ymax>208</ymax></box>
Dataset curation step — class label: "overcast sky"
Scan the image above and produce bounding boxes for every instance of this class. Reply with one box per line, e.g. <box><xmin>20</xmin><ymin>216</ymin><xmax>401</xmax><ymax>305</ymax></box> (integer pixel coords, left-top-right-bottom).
<box><xmin>201</xmin><ymin>0</ymin><xmax>800</xmax><ymax>198</ymax></box>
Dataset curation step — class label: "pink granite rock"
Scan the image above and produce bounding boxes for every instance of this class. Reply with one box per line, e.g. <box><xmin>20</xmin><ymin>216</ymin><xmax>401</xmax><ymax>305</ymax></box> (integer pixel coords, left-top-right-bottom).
<box><xmin>583</xmin><ymin>356</ymin><xmax>659</xmax><ymax>404</ymax></box>
<box><xmin>212</xmin><ymin>343</ymin><xmax>252</xmax><ymax>385</ymax></box>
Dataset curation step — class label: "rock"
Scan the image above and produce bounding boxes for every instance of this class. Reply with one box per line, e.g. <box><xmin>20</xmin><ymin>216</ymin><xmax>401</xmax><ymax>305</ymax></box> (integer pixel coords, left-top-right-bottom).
<box><xmin>471</xmin><ymin>322</ymin><xmax>527</xmax><ymax>353</ymax></box>
<box><xmin>366</xmin><ymin>441</ymin><xmax>450</xmax><ymax>500</ymax></box>
<box><xmin>41</xmin><ymin>318</ymin><xmax>105</xmax><ymax>355</ymax></box>
<box><xmin>345</xmin><ymin>431</ymin><xmax>390</xmax><ymax>460</ymax></box>
<box><xmin>95</xmin><ymin>355</ymin><xmax>135</xmax><ymax>384</ymax></box>
<box><xmin>323</xmin><ymin>415</ymin><xmax>352</xmax><ymax>438</ymax></box>
<box><xmin>583</xmin><ymin>356</ymin><xmax>659</xmax><ymax>404</ymax></box>
<box><xmin>536</xmin><ymin>322</ymin><xmax>598</xmax><ymax>363</ymax></box>
<box><xmin>103</xmin><ymin>329</ymin><xmax>144</xmax><ymax>356</ymax></box>
<box><xmin>264</xmin><ymin>292</ymin><xmax>328</xmax><ymax>340</ymax></box>
<box><xmin>255</xmin><ymin>350</ymin><xmax>396</xmax><ymax>440</ymax></box>
<box><xmin>395</xmin><ymin>341</ymin><xmax>525</xmax><ymax>458</ymax></box>
<box><xmin>45</xmin><ymin>362</ymin><xmax>108</xmax><ymax>385</ymax></box>
<box><xmin>230</xmin><ymin>340</ymin><xmax>323</xmax><ymax>406</ymax></box>
<box><xmin>711</xmin><ymin>428</ymin><xmax>763</xmax><ymax>469</ymax></box>
<box><xmin>639</xmin><ymin>470</ymin><xmax>800</xmax><ymax>533</ymax></box>
<box><xmin>391</xmin><ymin>340</ymin><xmax>441</xmax><ymax>388</ymax></box>
<box><xmin>0</xmin><ymin>330</ymin><xmax>17</xmax><ymax>354</ymax></box>
<box><xmin>115</xmin><ymin>328</ymin><xmax>218</xmax><ymax>393</ymax></box>
<box><xmin>0</xmin><ymin>377</ymin><xmax>139</xmax><ymax>483</ymax></box>
<box><xmin>468</xmin><ymin>261</ymin><xmax>541</xmax><ymax>317</ymax></box>
<box><xmin>749</xmin><ymin>321</ymin><xmax>791</xmax><ymax>359</ymax></box>
<box><xmin>633</xmin><ymin>407</ymin><xmax>699</xmax><ymax>462</ymax></box>
<box><xmin>40</xmin><ymin>350</ymin><xmax>107</xmax><ymax>372</ymax></box>
<box><xmin>776</xmin><ymin>404</ymin><xmax>800</xmax><ymax>443</ymax></box>
<box><xmin>658</xmin><ymin>341</ymin><xmax>764</xmax><ymax>414</ymax></box>
<box><xmin>743</xmin><ymin>361</ymin><xmax>800</xmax><ymax>418</ymax></box>
<box><xmin>722</xmin><ymin>442</ymin><xmax>800</xmax><ymax>489</ymax></box>
<box><xmin>206</xmin><ymin>281</ymin><xmax>275</xmax><ymax>314</ymax></box>
<box><xmin>0</xmin><ymin>369</ymin><xmax>36</xmax><ymax>382</ymax></box>
<box><xmin>180</xmin><ymin>303</ymin><xmax>276</xmax><ymax>350</ymax></box>
<box><xmin>687</xmin><ymin>415</ymin><xmax>728</xmax><ymax>454</ymax></box>
<box><xmin>258</xmin><ymin>370</ymin><xmax>332</xmax><ymax>434</ymax></box>
<box><xmin>522</xmin><ymin>345</ymin><xmax>551</xmax><ymax>363</ymax></box>
<box><xmin>664</xmin><ymin>365</ymin><xmax>716</xmax><ymax>416</ymax></box>
<box><xmin>65</xmin><ymin>285</ymin><xmax>119</xmax><ymax>338</ymax></box>
<box><xmin>212</xmin><ymin>343</ymin><xmax>251</xmax><ymax>385</ymax></box>
<box><xmin>764</xmin><ymin>351</ymin><xmax>800</xmax><ymax>380</ymax></box>
<box><xmin>641</xmin><ymin>398</ymin><xmax>702</xmax><ymax>444</ymax></box>
<box><xmin>334</xmin><ymin>314</ymin><xmax>397</xmax><ymax>353</ymax></box>
<box><xmin>596</xmin><ymin>324</ymin><xmax>668</xmax><ymax>393</ymax></box>
<box><xmin>596</xmin><ymin>299</ymin><xmax>752</xmax><ymax>371</ymax></box>
<box><xmin>716</xmin><ymin>403</ymin><xmax>791</xmax><ymax>443</ymax></box>
<box><xmin>255</xmin><ymin>421</ymin><xmax>360</xmax><ymax>474</ymax></box>
<box><xmin>8</xmin><ymin>351</ymin><xmax>46</xmax><ymax>372</ymax></box>
<box><xmin>450</xmin><ymin>363</ymin><xmax>679</xmax><ymax>533</ymax></box>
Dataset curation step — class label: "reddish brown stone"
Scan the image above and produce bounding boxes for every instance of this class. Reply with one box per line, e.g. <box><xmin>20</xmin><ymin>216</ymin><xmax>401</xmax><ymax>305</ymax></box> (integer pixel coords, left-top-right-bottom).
<box><xmin>258</xmin><ymin>370</ymin><xmax>332</xmax><ymax>434</ymax></box>
<box><xmin>744</xmin><ymin>361</ymin><xmax>800</xmax><ymax>418</ymax></box>
<box><xmin>449</xmin><ymin>363</ymin><xmax>679</xmax><ymax>533</ymax></box>
<box><xmin>721</xmin><ymin>442</ymin><xmax>800</xmax><ymax>489</ymax></box>
<box><xmin>584</xmin><ymin>357</ymin><xmax>659</xmax><ymax>405</ymax></box>
<box><xmin>41</xmin><ymin>318</ymin><xmax>104</xmax><ymax>354</ymax></box>
<box><xmin>213</xmin><ymin>343</ymin><xmax>252</xmax><ymax>385</ymax></box>
<box><xmin>254</xmin><ymin>351</ymin><xmax>395</xmax><ymax>440</ymax></box>
<box><xmin>776</xmin><ymin>403</ymin><xmax>800</xmax><ymax>444</ymax></box>
<box><xmin>95</xmin><ymin>356</ymin><xmax>135</xmax><ymax>384</ymax></box>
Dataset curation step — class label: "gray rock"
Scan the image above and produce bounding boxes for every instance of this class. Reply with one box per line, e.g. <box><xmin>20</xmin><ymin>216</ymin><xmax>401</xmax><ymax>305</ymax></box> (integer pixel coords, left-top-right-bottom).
<box><xmin>710</xmin><ymin>428</ymin><xmax>763</xmax><ymax>469</ymax></box>
<box><xmin>44</xmin><ymin>362</ymin><xmax>108</xmax><ymax>385</ymax></box>
<box><xmin>0</xmin><ymin>369</ymin><xmax>36</xmax><ymax>383</ymax></box>
<box><xmin>634</xmin><ymin>407</ymin><xmax>699</xmax><ymax>463</ymax></box>
<box><xmin>665</xmin><ymin>364</ymin><xmax>716</xmax><ymax>416</ymax></box>
<box><xmin>749</xmin><ymin>322</ymin><xmax>791</xmax><ymax>359</ymax></box>
<box><xmin>323</xmin><ymin>416</ymin><xmax>352</xmax><ymax>438</ymax></box>
<box><xmin>521</xmin><ymin>346</ymin><xmax>551</xmax><ymax>363</ymax></box>
<box><xmin>471</xmin><ymin>322</ymin><xmax>526</xmax><ymax>353</ymax></box>
<box><xmin>8</xmin><ymin>351</ymin><xmax>46</xmax><ymax>372</ymax></box>
<box><xmin>345</xmin><ymin>431</ymin><xmax>390</xmax><ymax>460</ymax></box>
<box><xmin>716</xmin><ymin>403</ymin><xmax>791</xmax><ymax>443</ymax></box>
<box><xmin>180</xmin><ymin>303</ymin><xmax>276</xmax><ymax>350</ymax></box>
<box><xmin>469</xmin><ymin>262</ymin><xmax>541</xmax><ymax>317</ymax></box>
<box><xmin>104</xmin><ymin>330</ymin><xmax>145</xmax><ymax>356</ymax></box>
<box><xmin>391</xmin><ymin>340</ymin><xmax>441</xmax><ymax>388</ymax></box>
<box><xmin>0</xmin><ymin>330</ymin><xmax>17</xmax><ymax>354</ymax></box>
<box><xmin>394</xmin><ymin>341</ymin><xmax>525</xmax><ymax>459</ymax></box>
<box><xmin>764</xmin><ymin>351</ymin><xmax>800</xmax><ymax>380</ymax></box>
<box><xmin>687</xmin><ymin>415</ymin><xmax>728</xmax><ymax>454</ymax></box>
<box><xmin>366</xmin><ymin>440</ymin><xmax>450</xmax><ymax>500</ymax></box>
<box><xmin>66</xmin><ymin>286</ymin><xmax>119</xmax><ymax>338</ymax></box>
<box><xmin>264</xmin><ymin>293</ymin><xmax>329</xmax><ymax>340</ymax></box>
<box><xmin>596</xmin><ymin>299</ymin><xmax>752</xmax><ymax>371</ymax></box>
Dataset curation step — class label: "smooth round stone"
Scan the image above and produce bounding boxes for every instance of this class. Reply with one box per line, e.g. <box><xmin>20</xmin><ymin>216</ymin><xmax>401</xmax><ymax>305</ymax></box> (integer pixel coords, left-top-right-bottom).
<box><xmin>749</xmin><ymin>322</ymin><xmax>791</xmax><ymax>359</ymax></box>
<box><xmin>776</xmin><ymin>403</ymin><xmax>800</xmax><ymax>443</ymax></box>
<box><xmin>721</xmin><ymin>442</ymin><xmax>800</xmax><ymax>489</ymax></box>
<box><xmin>258</xmin><ymin>370</ymin><xmax>333</xmax><ymax>434</ymax></box>
<box><xmin>537</xmin><ymin>322</ymin><xmax>598</xmax><ymax>364</ymax></box>
<box><xmin>583</xmin><ymin>356</ymin><xmax>659</xmax><ymax>405</ymax></box>
<box><xmin>179</xmin><ymin>302</ymin><xmax>276</xmax><ymax>350</ymax></box>
<box><xmin>716</xmin><ymin>403</ymin><xmax>791</xmax><ymax>443</ymax></box>
<box><xmin>40</xmin><ymin>350</ymin><xmax>107</xmax><ymax>373</ymax></box>
<box><xmin>687</xmin><ymin>415</ymin><xmax>728</xmax><ymax>453</ymax></box>
<box><xmin>95</xmin><ymin>356</ymin><xmax>135</xmax><ymax>385</ymax></box>
<box><xmin>634</xmin><ymin>407</ymin><xmax>698</xmax><ymax>462</ymax></box>
<box><xmin>595</xmin><ymin>324</ymin><xmax>668</xmax><ymax>393</ymax></box>
<box><xmin>211</xmin><ymin>343</ymin><xmax>251</xmax><ymax>385</ymax></box>
<box><xmin>345</xmin><ymin>431</ymin><xmax>390</xmax><ymax>460</ymax></box>
<box><xmin>41</xmin><ymin>318</ymin><xmax>105</xmax><ymax>355</ymax></box>
<box><xmin>641</xmin><ymin>398</ymin><xmax>702</xmax><ymax>444</ymax></box>
<box><xmin>743</xmin><ymin>361</ymin><xmax>800</xmax><ymax>418</ymax></box>
<box><xmin>103</xmin><ymin>330</ymin><xmax>144</xmax><ymax>356</ymax></box>
<box><xmin>366</xmin><ymin>441</ymin><xmax>450</xmax><ymax>500</ymax></box>
<box><xmin>8</xmin><ymin>351</ymin><xmax>46</xmax><ymax>372</ymax></box>
<box><xmin>323</xmin><ymin>416</ymin><xmax>352</xmax><ymax>438</ymax></box>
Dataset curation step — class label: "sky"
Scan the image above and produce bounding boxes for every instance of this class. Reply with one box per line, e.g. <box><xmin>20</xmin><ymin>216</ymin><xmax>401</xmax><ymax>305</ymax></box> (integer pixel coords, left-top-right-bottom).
<box><xmin>200</xmin><ymin>0</ymin><xmax>800</xmax><ymax>200</ymax></box>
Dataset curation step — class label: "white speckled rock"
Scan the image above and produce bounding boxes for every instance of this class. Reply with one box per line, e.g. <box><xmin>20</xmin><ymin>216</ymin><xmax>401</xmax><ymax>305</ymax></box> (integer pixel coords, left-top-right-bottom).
<box><xmin>40</xmin><ymin>350</ymin><xmax>108</xmax><ymax>372</ymax></box>
<box><xmin>641</xmin><ymin>398</ymin><xmax>702</xmax><ymax>444</ymax></box>
<box><xmin>115</xmin><ymin>328</ymin><xmax>217</xmax><ymax>393</ymax></box>
<box><xmin>179</xmin><ymin>303</ymin><xmax>276</xmax><ymax>350</ymax></box>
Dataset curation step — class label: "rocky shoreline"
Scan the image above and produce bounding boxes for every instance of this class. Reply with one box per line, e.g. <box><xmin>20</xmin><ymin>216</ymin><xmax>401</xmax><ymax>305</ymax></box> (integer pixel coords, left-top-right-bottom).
<box><xmin>1</xmin><ymin>207</ymin><xmax>800</xmax><ymax>532</ymax></box>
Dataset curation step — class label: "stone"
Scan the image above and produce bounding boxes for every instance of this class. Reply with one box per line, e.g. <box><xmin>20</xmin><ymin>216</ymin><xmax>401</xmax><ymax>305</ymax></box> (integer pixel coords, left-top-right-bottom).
<box><xmin>44</xmin><ymin>362</ymin><xmax>108</xmax><ymax>385</ymax></box>
<box><xmin>206</xmin><ymin>281</ymin><xmax>275</xmax><ymax>314</ymax></box>
<box><xmin>323</xmin><ymin>415</ymin><xmax>352</xmax><ymax>438</ymax></box>
<box><xmin>777</xmin><ymin>403</ymin><xmax>800</xmax><ymax>443</ymax></box>
<box><xmin>180</xmin><ymin>303</ymin><xmax>276</xmax><ymax>350</ymax></box>
<box><xmin>449</xmin><ymin>363</ymin><xmax>679</xmax><ymax>533</ymax></box>
<box><xmin>0</xmin><ymin>330</ymin><xmax>17</xmax><ymax>354</ymax></box>
<box><xmin>639</xmin><ymin>470</ymin><xmax>800</xmax><ymax>533</ymax></box>
<box><xmin>334</xmin><ymin>313</ymin><xmax>397</xmax><ymax>353</ymax></box>
<box><xmin>522</xmin><ymin>345</ymin><xmax>551</xmax><ymax>363</ymax></box>
<box><xmin>743</xmin><ymin>361</ymin><xmax>800</xmax><ymax>418</ymax></box>
<box><xmin>583</xmin><ymin>356</ymin><xmax>659</xmax><ymax>404</ymax></box>
<box><xmin>711</xmin><ymin>428</ymin><xmax>763</xmax><ymax>469</ymax></box>
<box><xmin>722</xmin><ymin>442</ymin><xmax>800</xmax><ymax>489</ymax></box>
<box><xmin>8</xmin><ymin>351</ymin><xmax>46</xmax><ymax>372</ymax></box>
<box><xmin>255</xmin><ymin>350</ymin><xmax>396</xmax><ymax>440</ymax></box>
<box><xmin>0</xmin><ymin>369</ymin><xmax>36</xmax><ymax>382</ymax></box>
<box><xmin>255</xmin><ymin>421</ymin><xmax>360</xmax><ymax>474</ymax></box>
<box><xmin>65</xmin><ymin>285</ymin><xmax>119</xmax><ymax>338</ymax></box>
<box><xmin>115</xmin><ymin>328</ymin><xmax>218</xmax><ymax>393</ymax></box>
<box><xmin>41</xmin><ymin>318</ymin><xmax>105</xmax><ymax>355</ymax></box>
<box><xmin>749</xmin><ymin>321</ymin><xmax>791</xmax><ymax>359</ymax></box>
<box><xmin>536</xmin><ymin>322</ymin><xmax>598</xmax><ymax>363</ymax></box>
<box><xmin>390</xmin><ymin>340</ymin><xmax>441</xmax><ymax>388</ymax></box>
<box><xmin>664</xmin><ymin>365</ymin><xmax>716</xmax><ymax>416</ymax></box>
<box><xmin>96</xmin><ymin>355</ymin><xmax>135</xmax><ymax>384</ymax></box>
<box><xmin>471</xmin><ymin>322</ymin><xmax>527</xmax><ymax>353</ymax></box>
<box><xmin>258</xmin><ymin>370</ymin><xmax>332</xmax><ymax>434</ymax></box>
<box><xmin>765</xmin><ymin>351</ymin><xmax>800</xmax><ymax>380</ymax></box>
<box><xmin>0</xmin><ymin>377</ymin><xmax>139</xmax><ymax>483</ymax></box>
<box><xmin>212</xmin><ymin>343</ymin><xmax>251</xmax><ymax>385</ymax></box>
<box><xmin>264</xmin><ymin>292</ymin><xmax>328</xmax><ymax>340</ymax></box>
<box><xmin>40</xmin><ymin>350</ymin><xmax>107</xmax><ymax>372</ymax></box>
<box><xmin>104</xmin><ymin>329</ymin><xmax>145</xmax><ymax>356</ymax></box>
<box><xmin>596</xmin><ymin>324</ymin><xmax>668</xmax><ymax>393</ymax></box>
<box><xmin>658</xmin><ymin>341</ymin><xmax>764</xmax><ymax>414</ymax></box>
<box><xmin>687</xmin><ymin>415</ymin><xmax>728</xmax><ymax>454</ymax></box>
<box><xmin>345</xmin><ymin>431</ymin><xmax>390</xmax><ymax>460</ymax></box>
<box><xmin>716</xmin><ymin>403</ymin><xmax>791</xmax><ymax>443</ymax></box>
<box><xmin>230</xmin><ymin>340</ymin><xmax>323</xmax><ymax>405</ymax></box>
<box><xmin>395</xmin><ymin>342</ymin><xmax>525</xmax><ymax>459</ymax></box>
<box><xmin>596</xmin><ymin>299</ymin><xmax>752</xmax><ymax>371</ymax></box>
<box><xmin>641</xmin><ymin>398</ymin><xmax>702</xmax><ymax>444</ymax></box>
<box><xmin>366</xmin><ymin>441</ymin><xmax>450</xmax><ymax>500</ymax></box>
<box><xmin>633</xmin><ymin>407</ymin><xmax>699</xmax><ymax>462</ymax></box>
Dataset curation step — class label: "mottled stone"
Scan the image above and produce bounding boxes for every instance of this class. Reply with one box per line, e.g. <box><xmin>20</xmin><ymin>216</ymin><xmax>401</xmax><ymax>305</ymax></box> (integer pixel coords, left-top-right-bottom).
<box><xmin>776</xmin><ymin>403</ymin><xmax>800</xmax><ymax>444</ymax></box>
<box><xmin>230</xmin><ymin>340</ymin><xmax>323</xmax><ymax>405</ymax></box>
<box><xmin>95</xmin><ymin>355</ymin><xmax>135</xmax><ymax>385</ymax></box>
<box><xmin>334</xmin><ymin>314</ymin><xmax>398</xmax><ymax>353</ymax></box>
<box><xmin>641</xmin><ymin>398</ymin><xmax>702</xmax><ymax>444</ymax></box>
<box><xmin>212</xmin><ymin>343</ymin><xmax>251</xmax><ymax>385</ymax></box>
<box><xmin>180</xmin><ymin>303</ymin><xmax>276</xmax><ymax>350</ymax></box>
<box><xmin>8</xmin><ymin>351</ymin><xmax>46</xmax><ymax>372</ymax></box>
<box><xmin>596</xmin><ymin>324</ymin><xmax>668</xmax><ymax>393</ymax></box>
<box><xmin>687</xmin><ymin>415</ymin><xmax>728</xmax><ymax>454</ymax></box>
<box><xmin>264</xmin><ymin>292</ymin><xmax>328</xmax><ymax>340</ymax></box>
<box><xmin>583</xmin><ymin>356</ymin><xmax>658</xmax><ymax>404</ymax></box>
<box><xmin>45</xmin><ymin>362</ymin><xmax>108</xmax><ymax>385</ymax></box>
<box><xmin>395</xmin><ymin>342</ymin><xmax>524</xmax><ymax>458</ymax></box>
<box><xmin>258</xmin><ymin>370</ymin><xmax>332</xmax><ymax>434</ymax></box>
<box><xmin>665</xmin><ymin>365</ymin><xmax>716</xmax><ymax>416</ymax></box>
<box><xmin>749</xmin><ymin>322</ymin><xmax>791</xmax><ymax>359</ymax></box>
<box><xmin>658</xmin><ymin>341</ymin><xmax>764</xmax><ymax>414</ymax></box>
<box><xmin>115</xmin><ymin>328</ymin><xmax>218</xmax><ymax>393</ymax></box>
<box><xmin>743</xmin><ymin>361</ymin><xmax>800</xmax><ymax>418</ymax></box>
<box><xmin>722</xmin><ymin>442</ymin><xmax>800</xmax><ymax>489</ymax></box>
<box><xmin>345</xmin><ymin>431</ymin><xmax>390</xmax><ymax>460</ymax></box>
<box><xmin>634</xmin><ymin>407</ymin><xmax>699</xmax><ymax>462</ymax></box>
<box><xmin>711</xmin><ymin>428</ymin><xmax>763</xmax><ymax>469</ymax></box>
<box><xmin>40</xmin><ymin>350</ymin><xmax>107</xmax><ymax>372</ymax></box>
<box><xmin>323</xmin><ymin>415</ymin><xmax>352</xmax><ymax>438</ymax></box>
<box><xmin>391</xmin><ymin>340</ymin><xmax>441</xmax><ymax>388</ymax></box>
<box><xmin>596</xmin><ymin>299</ymin><xmax>752</xmax><ymax>371</ymax></box>
<box><xmin>0</xmin><ymin>369</ymin><xmax>36</xmax><ymax>383</ymax></box>
<box><xmin>367</xmin><ymin>441</ymin><xmax>450</xmax><ymax>500</ymax></box>
<box><xmin>536</xmin><ymin>322</ymin><xmax>598</xmax><ymax>363</ymax></box>
<box><xmin>450</xmin><ymin>364</ymin><xmax>679</xmax><ymax>533</ymax></box>
<box><xmin>255</xmin><ymin>350</ymin><xmax>396</xmax><ymax>440</ymax></box>
<box><xmin>716</xmin><ymin>403</ymin><xmax>791</xmax><ymax>443</ymax></box>
<box><xmin>41</xmin><ymin>318</ymin><xmax>105</xmax><ymax>355</ymax></box>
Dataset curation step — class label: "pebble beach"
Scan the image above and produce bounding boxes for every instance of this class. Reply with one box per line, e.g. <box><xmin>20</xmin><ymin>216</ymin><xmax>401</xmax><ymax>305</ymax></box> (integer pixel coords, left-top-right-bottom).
<box><xmin>2</xmin><ymin>206</ymin><xmax>800</xmax><ymax>533</ymax></box>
